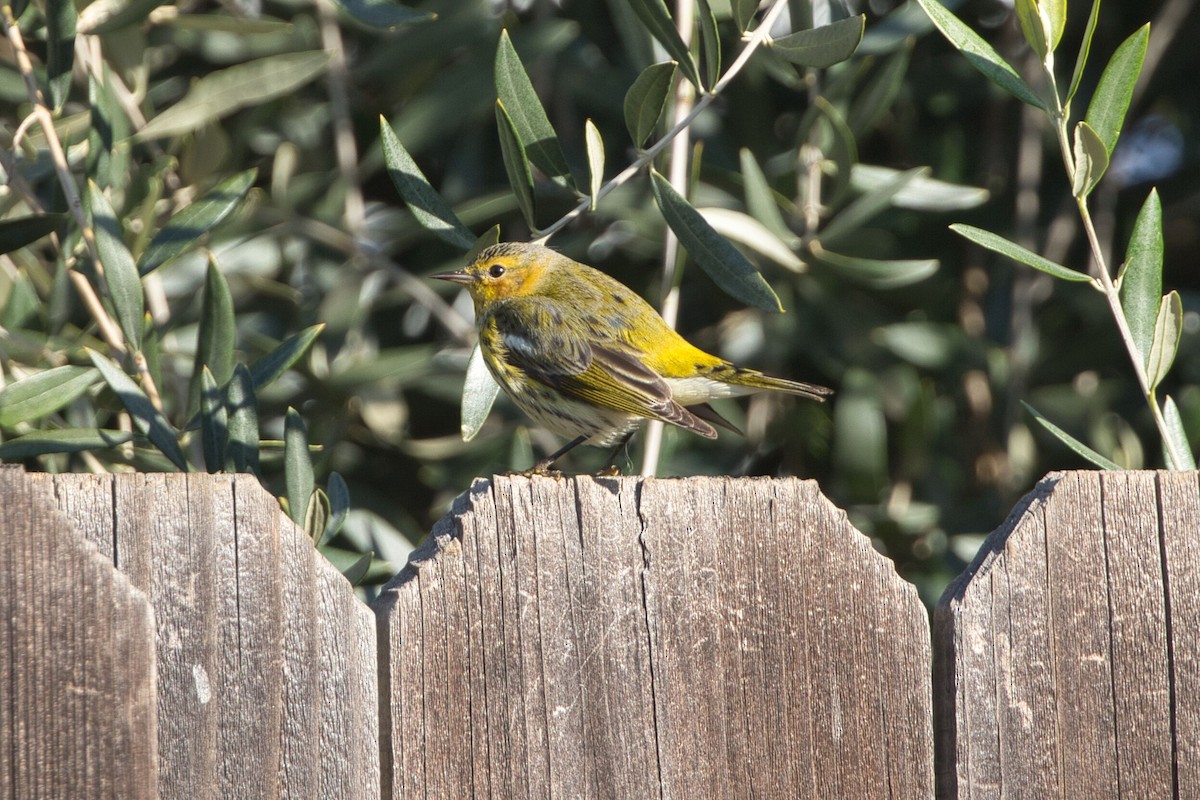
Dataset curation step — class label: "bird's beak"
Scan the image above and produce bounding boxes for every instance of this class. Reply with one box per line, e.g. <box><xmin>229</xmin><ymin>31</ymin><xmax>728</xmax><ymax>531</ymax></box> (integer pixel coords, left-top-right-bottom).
<box><xmin>431</xmin><ymin>269</ymin><xmax>473</xmax><ymax>285</ymax></box>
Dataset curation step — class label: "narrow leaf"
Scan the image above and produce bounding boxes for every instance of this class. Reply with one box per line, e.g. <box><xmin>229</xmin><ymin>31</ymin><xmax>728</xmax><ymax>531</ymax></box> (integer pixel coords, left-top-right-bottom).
<box><xmin>1014</xmin><ymin>0</ymin><xmax>1049</xmax><ymax>58</ymax></box>
<box><xmin>225</xmin><ymin>363</ymin><xmax>259</xmax><ymax>473</ymax></box>
<box><xmin>1071</xmin><ymin>121</ymin><xmax>1109</xmax><ymax>197</ymax></box>
<box><xmin>333</xmin><ymin>0</ymin><xmax>435</xmax><ymax>29</ymax></box>
<box><xmin>848</xmin><ymin>46</ymin><xmax>911</xmax><ymax>136</ymax></box>
<box><xmin>695</xmin><ymin>0</ymin><xmax>721</xmax><ymax>89</ymax></box>
<box><xmin>0</xmin><ymin>214</ymin><xmax>68</xmax><ymax>255</ymax></box>
<box><xmin>1163</xmin><ymin>396</ymin><xmax>1197</xmax><ymax>471</ymax></box>
<box><xmin>809</xmin><ymin>97</ymin><xmax>858</xmax><ymax>206</ymax></box>
<box><xmin>494</xmin><ymin>30</ymin><xmax>575</xmax><ymax>188</ymax></box>
<box><xmin>0</xmin><ymin>428</ymin><xmax>134</xmax><ymax>459</ymax></box>
<box><xmin>88</xmin><ymin>350</ymin><xmax>188</xmax><ymax>470</ymax></box>
<box><xmin>326</xmin><ymin>471</ymin><xmax>350</xmax><ymax>539</ymax></box>
<box><xmin>739</xmin><ymin>149</ymin><xmax>793</xmax><ymax>241</ymax></box>
<box><xmin>1084</xmin><ymin>24</ymin><xmax>1149</xmax><ymax>155</ymax></box>
<box><xmin>190</xmin><ymin>257</ymin><xmax>237</xmax><ymax>417</ymax></box>
<box><xmin>46</xmin><ymin>0</ymin><xmax>76</xmax><ymax>111</ymax></box>
<box><xmin>199</xmin><ymin>367</ymin><xmax>228</xmax><ymax>474</ymax></box>
<box><xmin>380</xmin><ymin>118</ymin><xmax>474</xmax><ymax>249</ymax></box>
<box><xmin>915</xmin><ymin>0</ymin><xmax>1044</xmax><ymax>109</ymax></box>
<box><xmin>850</xmin><ymin>164</ymin><xmax>989</xmax><ymax>211</ymax></box>
<box><xmin>810</xmin><ymin>243</ymin><xmax>939</xmax><ymax>288</ymax></box>
<box><xmin>340</xmin><ymin>550</ymin><xmax>374</xmax><ymax>586</ymax></box>
<box><xmin>284</xmin><ymin>407</ymin><xmax>314</xmax><ymax>528</ymax></box>
<box><xmin>768</xmin><ymin>15</ymin><xmax>865</xmax><ymax>68</ymax></box>
<box><xmin>89</xmin><ymin>181</ymin><xmax>144</xmax><ymax>350</ymax></box>
<box><xmin>819</xmin><ymin>166</ymin><xmax>928</xmax><ymax>245</ymax></box>
<box><xmin>304</xmin><ymin>489</ymin><xmax>329</xmax><ymax>544</ymax></box>
<box><xmin>248</xmin><ymin>324</ymin><xmax>324</xmax><ymax>391</ymax></box>
<box><xmin>950</xmin><ymin>224</ymin><xmax>1093</xmax><ymax>282</ymax></box>
<box><xmin>139</xmin><ymin>169</ymin><xmax>257</xmax><ymax>274</ymax></box>
<box><xmin>467</xmin><ymin>226</ymin><xmax>502</xmax><ymax>262</ymax></box>
<box><xmin>584</xmin><ymin>119</ymin><xmax>605</xmax><ymax>211</ymax></box>
<box><xmin>1066</xmin><ymin>0</ymin><xmax>1102</xmax><ymax>106</ymax></box>
<box><xmin>650</xmin><ymin>170</ymin><xmax>782</xmax><ymax>312</ymax></box>
<box><xmin>0</xmin><ymin>366</ymin><xmax>97</xmax><ymax>427</ymax></box>
<box><xmin>496</xmin><ymin>100</ymin><xmax>537</xmax><ymax>229</ymax></box>
<box><xmin>624</xmin><ymin>62</ymin><xmax>676</xmax><ymax>147</ymax></box>
<box><xmin>137</xmin><ymin>51</ymin><xmax>331</xmax><ymax>140</ymax></box>
<box><xmin>626</xmin><ymin>0</ymin><xmax>701</xmax><ymax>87</ymax></box>
<box><xmin>697</xmin><ymin>208</ymin><xmax>804</xmax><ymax>273</ymax></box>
<box><xmin>730</xmin><ymin>0</ymin><xmax>758</xmax><ymax>33</ymax></box>
<box><xmin>462</xmin><ymin>343</ymin><xmax>500</xmax><ymax>442</ymax></box>
<box><xmin>1120</xmin><ymin>189</ymin><xmax>1163</xmax><ymax>364</ymax></box>
<box><xmin>78</xmin><ymin>0</ymin><xmax>164</xmax><ymax>34</ymax></box>
<box><xmin>1022</xmin><ymin>401</ymin><xmax>1123</xmax><ymax>470</ymax></box>
<box><xmin>1146</xmin><ymin>291</ymin><xmax>1182</xmax><ymax>389</ymax></box>
<box><xmin>1040</xmin><ymin>0</ymin><xmax>1067</xmax><ymax>51</ymax></box>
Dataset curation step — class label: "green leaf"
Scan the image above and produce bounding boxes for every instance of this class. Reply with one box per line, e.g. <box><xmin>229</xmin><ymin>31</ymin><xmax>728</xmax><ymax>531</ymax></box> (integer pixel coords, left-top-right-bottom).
<box><xmin>809</xmin><ymin>97</ymin><xmax>858</xmax><ymax>206</ymax></box>
<box><xmin>1066</xmin><ymin>0</ymin><xmax>1102</xmax><ymax>106</ymax></box>
<box><xmin>285</xmin><ymin>407</ymin><xmax>314</xmax><ymax>528</ymax></box>
<box><xmin>1071</xmin><ymin>121</ymin><xmax>1109</xmax><ymax>197</ymax></box>
<box><xmin>819</xmin><ymin>166</ymin><xmax>928</xmax><ymax>246</ymax></box>
<box><xmin>624</xmin><ymin>62</ymin><xmax>676</xmax><ymax>147</ymax></box>
<box><xmin>304</xmin><ymin>488</ymin><xmax>329</xmax><ymax>544</ymax></box>
<box><xmin>0</xmin><ymin>366</ymin><xmax>97</xmax><ymax>427</ymax></box>
<box><xmin>495</xmin><ymin>100</ymin><xmax>537</xmax><ymax>229</ymax></box>
<box><xmin>138</xmin><ymin>169</ymin><xmax>257</xmax><ymax>274</ymax></box>
<box><xmin>189</xmin><ymin>257</ymin><xmax>236</xmax><ymax>417</ymax></box>
<box><xmin>739</xmin><ymin>149</ymin><xmax>792</xmax><ymax>241</ymax></box>
<box><xmin>768</xmin><ymin>15</ymin><xmax>865</xmax><ymax>68</ymax></box>
<box><xmin>584</xmin><ymin>119</ymin><xmax>605</xmax><ymax>211</ymax></box>
<box><xmin>650</xmin><ymin>170</ymin><xmax>782</xmax><ymax>312</ymax></box>
<box><xmin>88</xmin><ymin>350</ymin><xmax>188</xmax><ymax>471</ymax></box>
<box><xmin>730</xmin><ymin>0</ymin><xmax>758</xmax><ymax>33</ymax></box>
<box><xmin>0</xmin><ymin>215</ymin><xmax>67</xmax><ymax>255</ymax></box>
<box><xmin>466</xmin><ymin>226</ymin><xmax>502</xmax><ymax>263</ymax></box>
<box><xmin>1163</xmin><ymin>396</ymin><xmax>1197</xmax><ymax>471</ymax></box>
<box><xmin>137</xmin><ymin>51</ymin><xmax>331</xmax><ymax>140</ymax></box>
<box><xmin>695</xmin><ymin>0</ymin><xmax>721</xmax><ymax>89</ymax></box>
<box><xmin>0</xmin><ymin>428</ymin><xmax>134</xmax><ymax>460</ymax></box>
<box><xmin>848</xmin><ymin>45</ymin><xmax>911</xmax><ymax>136</ymax></box>
<box><xmin>332</xmin><ymin>0</ymin><xmax>435</xmax><ymax>29</ymax></box>
<box><xmin>46</xmin><ymin>0</ymin><xmax>76</xmax><ymax>111</ymax></box>
<box><xmin>325</xmin><ymin>471</ymin><xmax>350</xmax><ymax>539</ymax></box>
<box><xmin>88</xmin><ymin>181</ymin><xmax>144</xmax><ymax>350</ymax></box>
<box><xmin>697</xmin><ymin>208</ymin><xmax>804</xmax><ymax>273</ymax></box>
<box><xmin>1084</xmin><ymin>24</ymin><xmax>1149</xmax><ymax>155</ymax></box>
<box><xmin>199</xmin><ymin>367</ymin><xmax>228</xmax><ymax>474</ymax></box>
<box><xmin>625</xmin><ymin>0</ymin><xmax>701</xmax><ymax>88</ymax></box>
<box><xmin>1014</xmin><ymin>0</ymin><xmax>1049</xmax><ymax>58</ymax></box>
<box><xmin>1120</xmin><ymin>189</ymin><xmax>1163</xmax><ymax>365</ymax></box>
<box><xmin>915</xmin><ymin>0</ymin><xmax>1044</xmax><ymax>109</ymax></box>
<box><xmin>461</xmin><ymin>344</ymin><xmax>500</xmax><ymax>442</ymax></box>
<box><xmin>950</xmin><ymin>224</ymin><xmax>1093</xmax><ymax>282</ymax></box>
<box><xmin>850</xmin><ymin>165</ymin><xmax>989</xmax><ymax>211</ymax></box>
<box><xmin>1022</xmin><ymin>401</ymin><xmax>1123</xmax><ymax>470</ymax></box>
<box><xmin>248</xmin><ymin>324</ymin><xmax>324</xmax><ymax>391</ymax></box>
<box><xmin>810</xmin><ymin>243</ymin><xmax>939</xmax><ymax>288</ymax></box>
<box><xmin>380</xmin><ymin>118</ymin><xmax>475</xmax><ymax>250</ymax></box>
<box><xmin>78</xmin><ymin>0</ymin><xmax>164</xmax><ymax>34</ymax></box>
<box><xmin>225</xmin><ymin>363</ymin><xmax>259</xmax><ymax>473</ymax></box>
<box><xmin>1146</xmin><ymin>291</ymin><xmax>1182</xmax><ymax>390</ymax></box>
<box><xmin>1040</xmin><ymin>0</ymin><xmax>1067</xmax><ymax>51</ymax></box>
<box><xmin>494</xmin><ymin>30</ymin><xmax>575</xmax><ymax>189</ymax></box>
<box><xmin>339</xmin><ymin>550</ymin><xmax>374</xmax><ymax>586</ymax></box>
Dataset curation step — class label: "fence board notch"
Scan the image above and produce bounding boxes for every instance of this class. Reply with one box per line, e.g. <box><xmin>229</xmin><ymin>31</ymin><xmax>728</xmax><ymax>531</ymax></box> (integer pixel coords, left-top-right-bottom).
<box><xmin>936</xmin><ymin>470</ymin><xmax>1197</xmax><ymax>798</ymax></box>
<box><xmin>375</xmin><ymin>475</ymin><xmax>933</xmax><ymax>798</ymax></box>
<box><xmin>27</xmin><ymin>470</ymin><xmax>379</xmax><ymax>800</ymax></box>
<box><xmin>0</xmin><ymin>465</ymin><xmax>157</xmax><ymax>800</ymax></box>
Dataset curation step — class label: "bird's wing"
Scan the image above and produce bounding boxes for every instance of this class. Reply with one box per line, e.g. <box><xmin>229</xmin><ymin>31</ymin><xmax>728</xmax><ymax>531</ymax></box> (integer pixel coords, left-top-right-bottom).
<box><xmin>489</xmin><ymin>300</ymin><xmax>717</xmax><ymax>438</ymax></box>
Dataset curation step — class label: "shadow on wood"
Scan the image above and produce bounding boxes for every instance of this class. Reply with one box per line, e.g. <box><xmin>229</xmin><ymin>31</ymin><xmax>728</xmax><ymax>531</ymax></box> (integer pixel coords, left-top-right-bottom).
<box><xmin>374</xmin><ymin>475</ymin><xmax>933</xmax><ymax>799</ymax></box>
<box><xmin>0</xmin><ymin>465</ymin><xmax>156</xmax><ymax>799</ymax></box>
<box><xmin>935</xmin><ymin>470</ymin><xmax>1200</xmax><ymax>798</ymax></box>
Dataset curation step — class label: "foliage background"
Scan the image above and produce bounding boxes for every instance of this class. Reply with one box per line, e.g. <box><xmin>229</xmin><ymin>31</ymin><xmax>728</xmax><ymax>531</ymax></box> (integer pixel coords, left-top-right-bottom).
<box><xmin>1</xmin><ymin>0</ymin><xmax>1196</xmax><ymax>602</ymax></box>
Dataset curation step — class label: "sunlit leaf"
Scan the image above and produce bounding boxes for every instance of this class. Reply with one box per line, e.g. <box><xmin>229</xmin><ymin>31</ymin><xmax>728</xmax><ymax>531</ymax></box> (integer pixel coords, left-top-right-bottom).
<box><xmin>819</xmin><ymin>167</ymin><xmax>927</xmax><ymax>245</ymax></box>
<box><xmin>333</xmin><ymin>0</ymin><xmax>435</xmax><ymax>29</ymax></box>
<box><xmin>225</xmin><ymin>363</ymin><xmax>259</xmax><ymax>473</ymax></box>
<box><xmin>739</xmin><ymin>149</ymin><xmax>793</xmax><ymax>241</ymax></box>
<box><xmin>624</xmin><ymin>61</ymin><xmax>676</xmax><ymax>147</ymax></box>
<box><xmin>768</xmin><ymin>15</ymin><xmax>865</xmax><ymax>68</ymax></box>
<box><xmin>248</xmin><ymin>324</ymin><xmax>324</xmax><ymax>391</ymax></box>
<box><xmin>1066</xmin><ymin>0</ymin><xmax>1102</xmax><ymax>106</ymax></box>
<box><xmin>380</xmin><ymin>118</ymin><xmax>475</xmax><ymax>250</ymax></box>
<box><xmin>1022</xmin><ymin>401</ymin><xmax>1123</xmax><ymax>470</ymax></box>
<box><xmin>305</xmin><ymin>488</ymin><xmax>329</xmax><ymax>544</ymax></box>
<box><xmin>285</xmin><ymin>407</ymin><xmax>313</xmax><ymax>527</ymax></box>
<box><xmin>950</xmin><ymin>224</ymin><xmax>1093</xmax><ymax>282</ymax></box>
<box><xmin>850</xmin><ymin>165</ymin><xmax>988</xmax><ymax>211</ymax></box>
<box><xmin>189</xmin><ymin>257</ymin><xmax>236</xmax><ymax>416</ymax></box>
<box><xmin>89</xmin><ymin>350</ymin><xmax>188</xmax><ymax>470</ymax></box>
<box><xmin>810</xmin><ymin>242</ymin><xmax>939</xmax><ymax>289</ymax></box>
<box><xmin>584</xmin><ymin>119</ymin><xmax>605</xmax><ymax>210</ymax></box>
<box><xmin>915</xmin><ymin>0</ymin><xmax>1044</xmax><ymax>109</ymax></box>
<box><xmin>1163</xmin><ymin>396</ymin><xmax>1197</xmax><ymax>471</ymax></box>
<box><xmin>697</xmin><ymin>207</ymin><xmax>804</xmax><ymax>273</ymax></box>
<box><xmin>1071</xmin><ymin>121</ymin><xmax>1109</xmax><ymax>197</ymax></box>
<box><xmin>1084</xmin><ymin>24</ymin><xmax>1149</xmax><ymax>155</ymax></box>
<box><xmin>626</xmin><ymin>0</ymin><xmax>701</xmax><ymax>87</ymax></box>
<box><xmin>1120</xmin><ymin>189</ymin><xmax>1163</xmax><ymax>366</ymax></box>
<box><xmin>496</xmin><ymin>100</ymin><xmax>537</xmax><ymax>229</ymax></box>
<box><xmin>494</xmin><ymin>30</ymin><xmax>575</xmax><ymax>188</ymax></box>
<box><xmin>1014</xmin><ymin>0</ymin><xmax>1049</xmax><ymax>58</ymax></box>
<box><xmin>650</xmin><ymin>170</ymin><xmax>782</xmax><ymax>312</ymax></box>
<box><xmin>139</xmin><ymin>169</ymin><xmax>257</xmax><ymax>274</ymax></box>
<box><xmin>0</xmin><ymin>215</ymin><xmax>67</xmax><ymax>255</ymax></box>
<box><xmin>1146</xmin><ymin>291</ymin><xmax>1182</xmax><ymax>390</ymax></box>
<box><xmin>137</xmin><ymin>51</ymin><xmax>331</xmax><ymax>140</ymax></box>
<box><xmin>462</xmin><ymin>344</ymin><xmax>500</xmax><ymax>442</ymax></box>
<box><xmin>0</xmin><ymin>428</ymin><xmax>134</xmax><ymax>459</ymax></box>
<box><xmin>88</xmin><ymin>181</ymin><xmax>144</xmax><ymax>350</ymax></box>
<box><xmin>0</xmin><ymin>366</ymin><xmax>97</xmax><ymax>427</ymax></box>
<box><xmin>78</xmin><ymin>0</ymin><xmax>164</xmax><ymax>34</ymax></box>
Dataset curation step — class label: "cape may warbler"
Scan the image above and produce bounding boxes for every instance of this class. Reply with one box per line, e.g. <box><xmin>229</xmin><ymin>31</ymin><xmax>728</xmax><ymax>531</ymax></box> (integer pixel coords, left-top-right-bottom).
<box><xmin>434</xmin><ymin>242</ymin><xmax>832</xmax><ymax>468</ymax></box>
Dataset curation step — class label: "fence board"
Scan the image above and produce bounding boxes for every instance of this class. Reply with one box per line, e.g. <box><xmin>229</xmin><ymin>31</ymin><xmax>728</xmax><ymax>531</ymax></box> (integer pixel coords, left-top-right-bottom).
<box><xmin>375</xmin><ymin>475</ymin><xmax>934</xmax><ymax>799</ymax></box>
<box><xmin>28</xmin><ymin>470</ymin><xmax>379</xmax><ymax>800</ymax></box>
<box><xmin>936</xmin><ymin>470</ymin><xmax>1198</xmax><ymax>798</ymax></box>
<box><xmin>0</xmin><ymin>465</ymin><xmax>157</xmax><ymax>800</ymax></box>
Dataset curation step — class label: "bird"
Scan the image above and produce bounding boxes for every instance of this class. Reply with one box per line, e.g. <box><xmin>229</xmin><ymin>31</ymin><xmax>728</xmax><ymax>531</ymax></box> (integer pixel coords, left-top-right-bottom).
<box><xmin>433</xmin><ymin>242</ymin><xmax>833</xmax><ymax>471</ymax></box>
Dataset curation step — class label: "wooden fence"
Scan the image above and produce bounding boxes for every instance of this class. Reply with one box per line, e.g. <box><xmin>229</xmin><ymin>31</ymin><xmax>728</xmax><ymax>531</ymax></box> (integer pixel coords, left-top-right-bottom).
<box><xmin>2</xmin><ymin>465</ymin><xmax>1197</xmax><ymax>798</ymax></box>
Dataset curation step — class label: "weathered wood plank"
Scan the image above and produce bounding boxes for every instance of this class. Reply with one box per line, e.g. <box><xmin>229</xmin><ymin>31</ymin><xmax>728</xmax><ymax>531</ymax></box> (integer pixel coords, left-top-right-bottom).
<box><xmin>936</xmin><ymin>470</ymin><xmax>1198</xmax><ymax>798</ymax></box>
<box><xmin>375</xmin><ymin>475</ymin><xmax>933</xmax><ymax>798</ymax></box>
<box><xmin>0</xmin><ymin>465</ymin><xmax>157</xmax><ymax>800</ymax></box>
<box><xmin>34</xmin><ymin>471</ymin><xmax>379</xmax><ymax>800</ymax></box>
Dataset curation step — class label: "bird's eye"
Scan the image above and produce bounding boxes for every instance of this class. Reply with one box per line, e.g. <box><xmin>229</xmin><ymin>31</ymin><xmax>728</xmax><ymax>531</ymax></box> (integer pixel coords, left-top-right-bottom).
<box><xmin>488</xmin><ymin>264</ymin><xmax>506</xmax><ymax>278</ymax></box>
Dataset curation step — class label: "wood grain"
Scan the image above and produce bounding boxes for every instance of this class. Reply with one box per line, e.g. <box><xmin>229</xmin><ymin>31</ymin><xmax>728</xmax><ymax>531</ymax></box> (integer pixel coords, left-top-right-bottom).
<box><xmin>375</xmin><ymin>475</ymin><xmax>934</xmax><ymax>798</ymax></box>
<box><xmin>0</xmin><ymin>465</ymin><xmax>157</xmax><ymax>800</ymax></box>
<box><xmin>936</xmin><ymin>470</ymin><xmax>1198</xmax><ymax>798</ymax></box>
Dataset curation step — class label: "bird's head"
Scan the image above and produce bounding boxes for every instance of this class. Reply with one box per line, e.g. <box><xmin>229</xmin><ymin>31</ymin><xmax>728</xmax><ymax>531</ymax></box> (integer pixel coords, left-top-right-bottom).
<box><xmin>432</xmin><ymin>243</ymin><xmax>554</xmax><ymax>311</ymax></box>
